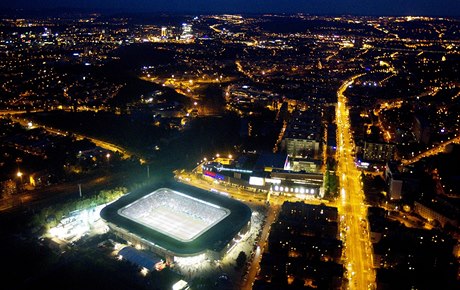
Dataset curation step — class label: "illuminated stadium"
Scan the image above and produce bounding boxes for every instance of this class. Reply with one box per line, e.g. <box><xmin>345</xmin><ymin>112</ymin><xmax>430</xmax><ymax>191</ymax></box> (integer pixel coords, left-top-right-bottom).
<box><xmin>119</xmin><ymin>188</ymin><xmax>230</xmax><ymax>242</ymax></box>
<box><xmin>101</xmin><ymin>182</ymin><xmax>251</xmax><ymax>261</ymax></box>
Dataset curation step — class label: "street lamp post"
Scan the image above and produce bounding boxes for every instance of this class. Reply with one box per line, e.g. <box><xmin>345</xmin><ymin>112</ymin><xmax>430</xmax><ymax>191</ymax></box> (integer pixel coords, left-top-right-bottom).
<box><xmin>17</xmin><ymin>170</ymin><xmax>23</xmax><ymax>192</ymax></box>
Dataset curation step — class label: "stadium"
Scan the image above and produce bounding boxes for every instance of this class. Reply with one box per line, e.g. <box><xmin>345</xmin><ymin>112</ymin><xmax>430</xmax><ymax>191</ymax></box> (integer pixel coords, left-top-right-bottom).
<box><xmin>101</xmin><ymin>182</ymin><xmax>252</xmax><ymax>262</ymax></box>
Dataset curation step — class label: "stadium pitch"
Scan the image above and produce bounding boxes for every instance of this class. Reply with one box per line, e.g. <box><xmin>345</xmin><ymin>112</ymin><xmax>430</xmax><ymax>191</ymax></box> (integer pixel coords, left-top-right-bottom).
<box><xmin>119</xmin><ymin>188</ymin><xmax>230</xmax><ymax>242</ymax></box>
<box><xmin>101</xmin><ymin>181</ymin><xmax>252</xmax><ymax>257</ymax></box>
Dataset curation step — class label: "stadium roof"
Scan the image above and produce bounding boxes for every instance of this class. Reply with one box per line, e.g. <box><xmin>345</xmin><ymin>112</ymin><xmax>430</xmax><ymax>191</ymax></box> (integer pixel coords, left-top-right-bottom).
<box><xmin>101</xmin><ymin>181</ymin><xmax>252</xmax><ymax>255</ymax></box>
<box><xmin>118</xmin><ymin>246</ymin><xmax>162</xmax><ymax>270</ymax></box>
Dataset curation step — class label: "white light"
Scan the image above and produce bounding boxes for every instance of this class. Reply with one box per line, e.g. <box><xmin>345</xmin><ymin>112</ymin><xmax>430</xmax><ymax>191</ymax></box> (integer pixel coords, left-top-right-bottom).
<box><xmin>140</xmin><ymin>267</ymin><xmax>149</xmax><ymax>276</ymax></box>
<box><xmin>249</xmin><ymin>176</ymin><xmax>265</xmax><ymax>186</ymax></box>
<box><xmin>172</xmin><ymin>280</ymin><xmax>189</xmax><ymax>290</ymax></box>
<box><xmin>174</xmin><ymin>254</ymin><xmax>206</xmax><ymax>266</ymax></box>
<box><xmin>119</xmin><ymin>189</ymin><xmax>229</xmax><ymax>243</ymax></box>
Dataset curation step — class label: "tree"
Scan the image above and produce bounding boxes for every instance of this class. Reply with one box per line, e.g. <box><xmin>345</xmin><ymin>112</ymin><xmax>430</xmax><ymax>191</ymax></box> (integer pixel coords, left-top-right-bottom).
<box><xmin>236</xmin><ymin>251</ymin><xmax>247</xmax><ymax>270</ymax></box>
<box><xmin>324</xmin><ymin>168</ymin><xmax>339</xmax><ymax>200</ymax></box>
<box><xmin>324</xmin><ymin>169</ymin><xmax>331</xmax><ymax>196</ymax></box>
<box><xmin>330</xmin><ymin>173</ymin><xmax>338</xmax><ymax>197</ymax></box>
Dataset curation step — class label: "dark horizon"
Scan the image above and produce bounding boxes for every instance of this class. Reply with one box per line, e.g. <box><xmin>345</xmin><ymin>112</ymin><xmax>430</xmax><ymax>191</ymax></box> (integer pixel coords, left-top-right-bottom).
<box><xmin>1</xmin><ymin>0</ymin><xmax>460</xmax><ymax>17</ymax></box>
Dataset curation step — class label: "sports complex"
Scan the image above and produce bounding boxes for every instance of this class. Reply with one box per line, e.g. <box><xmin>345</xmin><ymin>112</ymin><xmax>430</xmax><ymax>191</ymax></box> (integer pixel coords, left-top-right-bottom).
<box><xmin>100</xmin><ymin>182</ymin><xmax>252</xmax><ymax>262</ymax></box>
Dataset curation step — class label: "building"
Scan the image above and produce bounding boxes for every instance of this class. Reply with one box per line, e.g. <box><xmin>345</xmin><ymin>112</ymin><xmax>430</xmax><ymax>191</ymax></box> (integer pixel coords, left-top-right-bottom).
<box><xmin>327</xmin><ymin>123</ymin><xmax>337</xmax><ymax>156</ymax></box>
<box><xmin>101</xmin><ymin>182</ymin><xmax>251</xmax><ymax>263</ymax></box>
<box><xmin>255</xmin><ymin>202</ymin><xmax>343</xmax><ymax>289</ymax></box>
<box><xmin>201</xmin><ymin>152</ymin><xmax>323</xmax><ymax>197</ymax></box>
<box><xmin>414</xmin><ymin>198</ymin><xmax>459</xmax><ymax>228</ymax></box>
<box><xmin>362</xmin><ymin>141</ymin><xmax>395</xmax><ymax>163</ymax></box>
<box><xmin>180</xmin><ymin>23</ymin><xmax>193</xmax><ymax>40</ymax></box>
<box><xmin>413</xmin><ymin>114</ymin><xmax>431</xmax><ymax>144</ymax></box>
<box><xmin>284</xmin><ymin>137</ymin><xmax>320</xmax><ymax>159</ymax></box>
<box><xmin>384</xmin><ymin>162</ymin><xmax>421</xmax><ymax>201</ymax></box>
<box><xmin>388</xmin><ymin>178</ymin><xmax>403</xmax><ymax>200</ymax></box>
<box><xmin>118</xmin><ymin>246</ymin><xmax>166</xmax><ymax>271</ymax></box>
<box><xmin>288</xmin><ymin>157</ymin><xmax>322</xmax><ymax>173</ymax></box>
<box><xmin>161</xmin><ymin>27</ymin><xmax>167</xmax><ymax>38</ymax></box>
<box><xmin>281</xmin><ymin>109</ymin><xmax>322</xmax><ymax>159</ymax></box>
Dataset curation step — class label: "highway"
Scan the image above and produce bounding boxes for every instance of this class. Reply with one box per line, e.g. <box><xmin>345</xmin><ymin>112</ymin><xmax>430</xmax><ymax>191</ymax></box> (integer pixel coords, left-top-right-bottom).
<box><xmin>336</xmin><ymin>74</ymin><xmax>376</xmax><ymax>290</ymax></box>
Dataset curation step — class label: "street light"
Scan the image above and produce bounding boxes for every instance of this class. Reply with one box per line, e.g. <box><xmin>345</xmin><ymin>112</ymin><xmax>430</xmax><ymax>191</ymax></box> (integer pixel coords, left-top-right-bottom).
<box><xmin>17</xmin><ymin>170</ymin><xmax>23</xmax><ymax>192</ymax></box>
<box><xmin>17</xmin><ymin>171</ymin><xmax>23</xmax><ymax>180</ymax></box>
<box><xmin>105</xmin><ymin>153</ymin><xmax>111</xmax><ymax>169</ymax></box>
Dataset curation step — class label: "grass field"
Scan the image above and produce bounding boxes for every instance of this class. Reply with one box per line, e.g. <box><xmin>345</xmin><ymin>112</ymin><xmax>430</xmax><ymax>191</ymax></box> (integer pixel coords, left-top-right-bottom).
<box><xmin>119</xmin><ymin>188</ymin><xmax>229</xmax><ymax>242</ymax></box>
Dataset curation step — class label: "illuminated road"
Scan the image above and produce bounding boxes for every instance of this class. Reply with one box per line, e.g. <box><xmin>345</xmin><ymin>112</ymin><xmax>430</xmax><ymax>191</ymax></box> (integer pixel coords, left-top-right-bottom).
<box><xmin>242</xmin><ymin>204</ymin><xmax>279</xmax><ymax>290</ymax></box>
<box><xmin>336</xmin><ymin>74</ymin><xmax>375</xmax><ymax>290</ymax></box>
<box><xmin>7</xmin><ymin>115</ymin><xmax>133</xmax><ymax>159</ymax></box>
<box><xmin>0</xmin><ymin>173</ymin><xmax>111</xmax><ymax>212</ymax></box>
<box><xmin>373</xmin><ymin>86</ymin><xmax>440</xmax><ymax>144</ymax></box>
<box><xmin>402</xmin><ymin>134</ymin><xmax>460</xmax><ymax>165</ymax></box>
<box><xmin>175</xmin><ymin>166</ymin><xmax>329</xmax><ymax>288</ymax></box>
<box><xmin>235</xmin><ymin>60</ymin><xmax>253</xmax><ymax>80</ymax></box>
<box><xmin>210</xmin><ymin>24</ymin><xmax>223</xmax><ymax>33</ymax></box>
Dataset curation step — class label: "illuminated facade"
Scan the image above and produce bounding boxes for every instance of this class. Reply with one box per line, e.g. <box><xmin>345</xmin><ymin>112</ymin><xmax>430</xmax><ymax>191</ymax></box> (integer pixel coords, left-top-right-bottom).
<box><xmin>161</xmin><ymin>27</ymin><xmax>167</xmax><ymax>37</ymax></box>
<box><xmin>363</xmin><ymin>141</ymin><xmax>395</xmax><ymax>162</ymax></box>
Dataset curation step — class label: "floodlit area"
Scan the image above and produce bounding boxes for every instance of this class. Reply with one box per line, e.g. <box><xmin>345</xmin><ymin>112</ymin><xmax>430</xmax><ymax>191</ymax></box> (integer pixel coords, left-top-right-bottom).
<box><xmin>48</xmin><ymin>204</ymin><xmax>109</xmax><ymax>243</ymax></box>
<box><xmin>174</xmin><ymin>253</ymin><xmax>207</xmax><ymax>266</ymax></box>
<box><xmin>172</xmin><ymin>208</ymin><xmax>264</xmax><ymax>282</ymax></box>
<box><xmin>46</xmin><ymin>191</ymin><xmax>263</xmax><ymax>288</ymax></box>
<box><xmin>119</xmin><ymin>188</ymin><xmax>230</xmax><ymax>242</ymax></box>
<box><xmin>172</xmin><ymin>280</ymin><xmax>190</xmax><ymax>290</ymax></box>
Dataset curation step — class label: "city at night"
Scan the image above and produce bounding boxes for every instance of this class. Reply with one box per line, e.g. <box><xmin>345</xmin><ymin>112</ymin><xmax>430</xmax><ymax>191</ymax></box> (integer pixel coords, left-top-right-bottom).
<box><xmin>0</xmin><ymin>1</ymin><xmax>459</xmax><ymax>290</ymax></box>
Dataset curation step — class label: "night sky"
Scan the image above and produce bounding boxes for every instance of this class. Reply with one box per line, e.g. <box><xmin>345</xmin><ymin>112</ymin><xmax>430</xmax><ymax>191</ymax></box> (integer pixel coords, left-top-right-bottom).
<box><xmin>1</xmin><ymin>0</ymin><xmax>460</xmax><ymax>16</ymax></box>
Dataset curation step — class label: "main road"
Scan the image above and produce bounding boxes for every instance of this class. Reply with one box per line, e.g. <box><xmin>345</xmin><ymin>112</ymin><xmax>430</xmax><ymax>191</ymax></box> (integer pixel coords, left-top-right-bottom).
<box><xmin>4</xmin><ymin>114</ymin><xmax>133</xmax><ymax>159</ymax></box>
<box><xmin>401</xmin><ymin>134</ymin><xmax>460</xmax><ymax>166</ymax></box>
<box><xmin>175</xmin><ymin>165</ymin><xmax>328</xmax><ymax>289</ymax></box>
<box><xmin>336</xmin><ymin>74</ymin><xmax>376</xmax><ymax>290</ymax></box>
